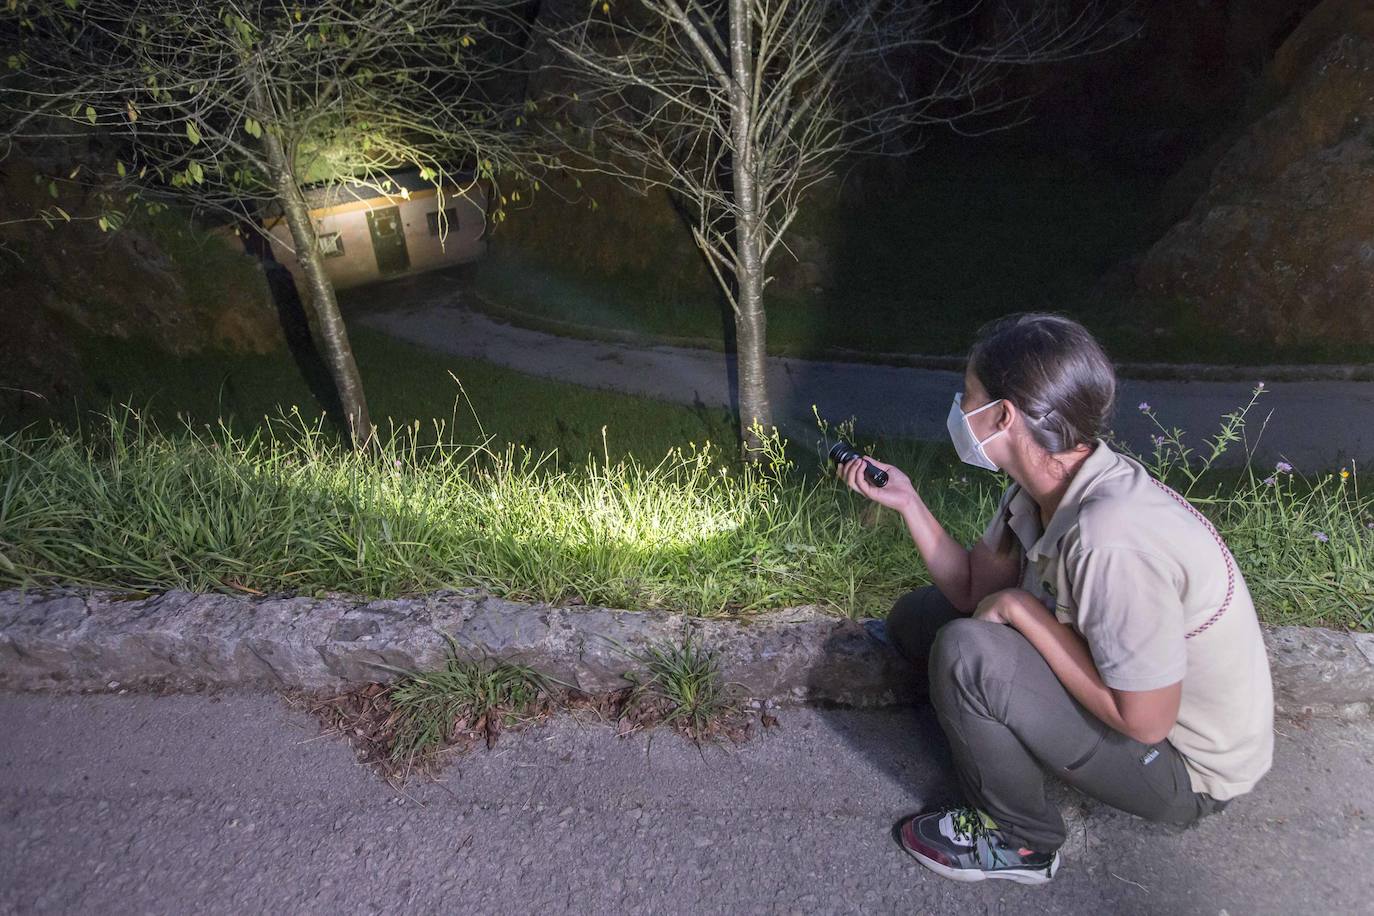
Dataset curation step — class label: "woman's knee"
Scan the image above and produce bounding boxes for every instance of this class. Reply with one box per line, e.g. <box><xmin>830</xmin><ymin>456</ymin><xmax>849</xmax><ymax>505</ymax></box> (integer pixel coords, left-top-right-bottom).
<box><xmin>886</xmin><ymin>585</ymin><xmax>959</xmax><ymax>664</ymax></box>
<box><xmin>886</xmin><ymin>585</ymin><xmax>931</xmax><ymax>630</ymax></box>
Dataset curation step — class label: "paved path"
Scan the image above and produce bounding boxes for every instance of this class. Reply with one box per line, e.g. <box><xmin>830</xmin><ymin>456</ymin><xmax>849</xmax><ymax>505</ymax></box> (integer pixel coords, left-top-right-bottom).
<box><xmin>349</xmin><ymin>279</ymin><xmax>1374</xmax><ymax>472</ymax></box>
<box><xmin>2</xmin><ymin>690</ymin><xmax>1369</xmax><ymax>915</ymax></box>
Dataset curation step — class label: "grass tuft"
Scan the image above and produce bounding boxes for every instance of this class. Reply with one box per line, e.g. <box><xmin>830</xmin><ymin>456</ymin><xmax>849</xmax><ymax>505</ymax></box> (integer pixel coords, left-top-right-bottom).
<box><xmin>618</xmin><ymin>635</ymin><xmax>750</xmax><ymax>743</ymax></box>
<box><xmin>383</xmin><ymin>643</ymin><xmax>556</xmax><ymax>765</ymax></box>
<box><xmin>297</xmin><ymin>641</ymin><xmax>559</xmax><ymax>783</ymax></box>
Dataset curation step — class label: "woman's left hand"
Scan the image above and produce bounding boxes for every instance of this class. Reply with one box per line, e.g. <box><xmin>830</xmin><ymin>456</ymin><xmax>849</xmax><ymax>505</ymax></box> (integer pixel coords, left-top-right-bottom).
<box><xmin>972</xmin><ymin>588</ymin><xmax>1040</xmax><ymax>627</ymax></box>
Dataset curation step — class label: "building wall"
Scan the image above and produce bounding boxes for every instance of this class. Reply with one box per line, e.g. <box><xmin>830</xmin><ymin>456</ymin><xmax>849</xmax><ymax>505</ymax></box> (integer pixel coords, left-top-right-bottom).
<box><xmin>266</xmin><ymin>182</ymin><xmax>488</xmax><ymax>291</ymax></box>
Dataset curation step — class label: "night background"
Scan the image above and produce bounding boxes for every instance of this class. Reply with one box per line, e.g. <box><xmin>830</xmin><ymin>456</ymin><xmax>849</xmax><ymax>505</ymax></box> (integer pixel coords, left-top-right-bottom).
<box><xmin>3</xmin><ymin>0</ymin><xmax>1371</xmax><ymax>447</ymax></box>
<box><xmin>1</xmin><ymin>1</ymin><xmax>1373</xmax><ymax>912</ymax></box>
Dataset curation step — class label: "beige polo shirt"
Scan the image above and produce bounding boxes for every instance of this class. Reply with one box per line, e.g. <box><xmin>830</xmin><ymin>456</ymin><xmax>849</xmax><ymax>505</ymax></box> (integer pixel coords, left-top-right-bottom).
<box><xmin>979</xmin><ymin>437</ymin><xmax>1274</xmax><ymax>801</ymax></box>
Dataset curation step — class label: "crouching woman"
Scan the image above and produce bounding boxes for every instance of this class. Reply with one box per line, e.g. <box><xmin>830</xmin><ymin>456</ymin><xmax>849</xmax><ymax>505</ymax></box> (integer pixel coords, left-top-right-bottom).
<box><xmin>839</xmin><ymin>313</ymin><xmax>1273</xmax><ymax>885</ymax></box>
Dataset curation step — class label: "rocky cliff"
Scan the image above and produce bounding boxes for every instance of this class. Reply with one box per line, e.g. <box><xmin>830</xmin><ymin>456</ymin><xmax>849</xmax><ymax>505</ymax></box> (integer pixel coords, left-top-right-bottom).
<box><xmin>1137</xmin><ymin>0</ymin><xmax>1374</xmax><ymax>347</ymax></box>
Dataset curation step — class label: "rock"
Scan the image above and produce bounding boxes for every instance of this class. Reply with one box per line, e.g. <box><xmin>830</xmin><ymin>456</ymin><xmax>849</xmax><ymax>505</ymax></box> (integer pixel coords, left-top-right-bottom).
<box><xmin>1263</xmin><ymin>626</ymin><xmax>1374</xmax><ymax>708</ymax></box>
<box><xmin>1137</xmin><ymin>4</ymin><xmax>1374</xmax><ymax>348</ymax></box>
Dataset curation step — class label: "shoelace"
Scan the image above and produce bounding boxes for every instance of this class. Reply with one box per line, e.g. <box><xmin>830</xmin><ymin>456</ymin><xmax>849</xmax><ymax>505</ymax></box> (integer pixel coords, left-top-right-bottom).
<box><xmin>940</xmin><ymin>806</ymin><xmax>1028</xmax><ymax>870</ymax></box>
<box><xmin>944</xmin><ymin>806</ymin><xmax>990</xmax><ymax>844</ymax></box>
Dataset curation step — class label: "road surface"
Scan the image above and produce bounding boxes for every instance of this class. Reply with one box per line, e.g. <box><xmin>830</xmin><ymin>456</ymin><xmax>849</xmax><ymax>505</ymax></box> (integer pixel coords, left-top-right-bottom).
<box><xmin>350</xmin><ymin>283</ymin><xmax>1373</xmax><ymax>472</ymax></box>
<box><xmin>2</xmin><ymin>691</ymin><xmax>1369</xmax><ymax>915</ymax></box>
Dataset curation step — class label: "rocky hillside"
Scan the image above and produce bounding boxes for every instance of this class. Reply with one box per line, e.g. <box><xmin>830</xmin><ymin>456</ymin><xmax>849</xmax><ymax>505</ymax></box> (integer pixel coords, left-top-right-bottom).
<box><xmin>1137</xmin><ymin>0</ymin><xmax>1374</xmax><ymax>347</ymax></box>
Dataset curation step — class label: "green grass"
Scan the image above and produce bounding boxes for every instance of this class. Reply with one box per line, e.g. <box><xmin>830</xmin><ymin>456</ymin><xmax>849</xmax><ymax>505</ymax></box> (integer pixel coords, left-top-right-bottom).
<box><xmin>622</xmin><ymin>636</ymin><xmax>745</xmax><ymax>740</ymax></box>
<box><xmin>12</xmin><ymin>324</ymin><xmax>739</xmax><ymax>464</ymax></box>
<box><xmin>0</xmin><ymin>408</ymin><xmax>939</xmax><ymax>616</ymax></box>
<box><xmin>0</xmin><ymin>387</ymin><xmax>1370</xmax><ymax>629</ymax></box>
<box><xmin>381</xmin><ymin>644</ymin><xmax>556</xmax><ymax>766</ymax></box>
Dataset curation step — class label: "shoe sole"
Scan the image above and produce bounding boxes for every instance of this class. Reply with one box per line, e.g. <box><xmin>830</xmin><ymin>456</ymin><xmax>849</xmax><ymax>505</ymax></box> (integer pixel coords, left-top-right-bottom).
<box><xmin>894</xmin><ymin>824</ymin><xmax>1061</xmax><ymax>886</ymax></box>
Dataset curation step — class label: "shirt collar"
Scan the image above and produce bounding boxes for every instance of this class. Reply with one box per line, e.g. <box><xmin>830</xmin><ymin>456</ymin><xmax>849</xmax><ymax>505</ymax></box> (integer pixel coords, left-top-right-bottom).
<box><xmin>1005</xmin><ymin>486</ymin><xmax>1043</xmax><ymax>555</ymax></box>
<box><xmin>1025</xmin><ymin>437</ymin><xmax>1118</xmax><ymax>563</ymax></box>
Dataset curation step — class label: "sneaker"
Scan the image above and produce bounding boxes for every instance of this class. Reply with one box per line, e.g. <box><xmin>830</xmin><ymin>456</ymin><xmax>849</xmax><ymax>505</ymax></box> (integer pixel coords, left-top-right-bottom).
<box><xmin>863</xmin><ymin>619</ymin><xmax>892</xmax><ymax>646</ymax></box>
<box><xmin>896</xmin><ymin>805</ymin><xmax>1061</xmax><ymax>886</ymax></box>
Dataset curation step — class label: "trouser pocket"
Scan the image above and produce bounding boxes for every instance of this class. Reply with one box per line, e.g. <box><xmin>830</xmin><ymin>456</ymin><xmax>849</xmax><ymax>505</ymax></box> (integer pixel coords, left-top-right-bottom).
<box><xmin>1063</xmin><ymin>726</ymin><xmax>1108</xmax><ymax>773</ymax></box>
<box><xmin>1057</xmin><ymin>730</ymin><xmax>1202</xmax><ymax>827</ymax></box>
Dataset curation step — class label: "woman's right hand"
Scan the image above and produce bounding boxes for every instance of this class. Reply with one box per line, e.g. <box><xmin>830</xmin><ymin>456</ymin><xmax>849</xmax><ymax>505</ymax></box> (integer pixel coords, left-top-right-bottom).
<box><xmin>838</xmin><ymin>453</ymin><xmax>918</xmax><ymax>514</ymax></box>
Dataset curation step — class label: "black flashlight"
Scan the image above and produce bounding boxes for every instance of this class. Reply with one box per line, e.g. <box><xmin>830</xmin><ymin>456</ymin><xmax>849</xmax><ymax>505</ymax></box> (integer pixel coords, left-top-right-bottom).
<box><xmin>829</xmin><ymin>439</ymin><xmax>889</xmax><ymax>488</ymax></box>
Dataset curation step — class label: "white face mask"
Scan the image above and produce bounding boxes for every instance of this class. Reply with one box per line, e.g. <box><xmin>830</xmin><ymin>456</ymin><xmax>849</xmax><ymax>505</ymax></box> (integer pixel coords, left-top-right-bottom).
<box><xmin>947</xmin><ymin>392</ymin><xmax>1007</xmax><ymax>471</ymax></box>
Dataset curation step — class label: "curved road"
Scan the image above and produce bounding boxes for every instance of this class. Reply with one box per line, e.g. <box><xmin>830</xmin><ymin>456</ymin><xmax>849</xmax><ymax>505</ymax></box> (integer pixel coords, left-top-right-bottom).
<box><xmin>350</xmin><ymin>281</ymin><xmax>1374</xmax><ymax>472</ymax></box>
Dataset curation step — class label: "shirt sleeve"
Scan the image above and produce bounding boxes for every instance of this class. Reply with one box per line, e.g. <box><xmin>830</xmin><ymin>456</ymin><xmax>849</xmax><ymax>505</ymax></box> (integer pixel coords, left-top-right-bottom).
<box><xmin>1064</xmin><ymin>545</ymin><xmax>1187</xmax><ymax>691</ymax></box>
<box><xmin>978</xmin><ymin>483</ymin><xmax>1017</xmax><ymax>553</ymax></box>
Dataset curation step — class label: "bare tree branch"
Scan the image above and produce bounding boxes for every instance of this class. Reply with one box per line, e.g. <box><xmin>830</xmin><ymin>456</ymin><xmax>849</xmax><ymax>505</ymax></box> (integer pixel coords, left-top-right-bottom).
<box><xmin>540</xmin><ymin>0</ymin><xmax>1130</xmax><ymax>445</ymax></box>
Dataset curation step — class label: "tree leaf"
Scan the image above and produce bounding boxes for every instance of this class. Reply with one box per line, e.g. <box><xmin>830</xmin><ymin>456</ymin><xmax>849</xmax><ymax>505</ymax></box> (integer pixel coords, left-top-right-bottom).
<box><xmin>243</xmin><ymin>117</ymin><xmax>262</xmax><ymax>138</ymax></box>
<box><xmin>85</xmin><ymin>105</ymin><xmax>96</xmax><ymax>125</ymax></box>
<box><xmin>186</xmin><ymin>121</ymin><xmax>201</xmax><ymax>145</ymax></box>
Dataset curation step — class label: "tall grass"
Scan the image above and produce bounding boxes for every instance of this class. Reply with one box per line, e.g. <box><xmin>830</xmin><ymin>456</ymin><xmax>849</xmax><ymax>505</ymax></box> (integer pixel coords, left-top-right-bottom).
<box><xmin>0</xmin><ymin>408</ymin><xmax>937</xmax><ymax>617</ymax></box>
<box><xmin>1132</xmin><ymin>385</ymin><xmax>1373</xmax><ymax>628</ymax></box>
<box><xmin>1</xmin><ymin>387</ymin><xmax>1370</xmax><ymax>628</ymax></box>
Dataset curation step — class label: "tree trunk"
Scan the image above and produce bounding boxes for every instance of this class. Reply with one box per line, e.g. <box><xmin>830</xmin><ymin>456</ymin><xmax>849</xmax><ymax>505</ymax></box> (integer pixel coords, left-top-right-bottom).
<box><xmin>252</xmin><ymin>93</ymin><xmax>372</xmax><ymax>447</ymax></box>
<box><xmin>727</xmin><ymin>0</ymin><xmax>773</xmax><ymax>451</ymax></box>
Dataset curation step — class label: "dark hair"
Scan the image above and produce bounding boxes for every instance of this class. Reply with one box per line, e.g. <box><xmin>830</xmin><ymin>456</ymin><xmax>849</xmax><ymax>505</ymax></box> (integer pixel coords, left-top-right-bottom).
<box><xmin>967</xmin><ymin>312</ymin><xmax>1117</xmax><ymax>454</ymax></box>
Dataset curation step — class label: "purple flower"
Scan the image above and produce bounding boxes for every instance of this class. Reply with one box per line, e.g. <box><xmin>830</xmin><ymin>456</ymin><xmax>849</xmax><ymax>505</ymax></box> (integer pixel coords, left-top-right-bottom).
<box><xmin>1151</xmin><ymin>434</ymin><xmax>1165</xmax><ymax>447</ymax></box>
<box><xmin>393</xmin><ymin>460</ymin><xmax>402</xmax><ymax>469</ymax></box>
<box><xmin>1313</xmin><ymin>530</ymin><xmax>1329</xmax><ymax>543</ymax></box>
<box><xmin>1276</xmin><ymin>461</ymin><xmax>1293</xmax><ymax>474</ymax></box>
<box><xmin>1256</xmin><ymin>381</ymin><xmax>1265</xmax><ymax>389</ymax></box>
<box><xmin>1138</xmin><ymin>401</ymin><xmax>1151</xmax><ymax>412</ymax></box>
<box><xmin>1262</xmin><ymin>476</ymin><xmax>1276</xmax><ymax>486</ymax></box>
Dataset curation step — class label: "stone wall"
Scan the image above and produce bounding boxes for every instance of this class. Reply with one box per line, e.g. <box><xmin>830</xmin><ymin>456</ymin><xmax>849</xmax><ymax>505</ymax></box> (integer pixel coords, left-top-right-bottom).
<box><xmin>4</xmin><ymin>588</ymin><xmax>1372</xmax><ymax>714</ymax></box>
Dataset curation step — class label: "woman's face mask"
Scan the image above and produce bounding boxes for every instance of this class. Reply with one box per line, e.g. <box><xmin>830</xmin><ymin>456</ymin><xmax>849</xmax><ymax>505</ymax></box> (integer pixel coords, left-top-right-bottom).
<box><xmin>947</xmin><ymin>392</ymin><xmax>1006</xmax><ymax>471</ymax></box>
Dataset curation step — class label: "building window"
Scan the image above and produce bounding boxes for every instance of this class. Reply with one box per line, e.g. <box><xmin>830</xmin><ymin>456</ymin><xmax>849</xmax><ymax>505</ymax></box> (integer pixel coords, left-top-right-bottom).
<box><xmin>426</xmin><ymin>207</ymin><xmax>459</xmax><ymax>237</ymax></box>
<box><xmin>317</xmin><ymin>232</ymin><xmax>345</xmax><ymax>258</ymax></box>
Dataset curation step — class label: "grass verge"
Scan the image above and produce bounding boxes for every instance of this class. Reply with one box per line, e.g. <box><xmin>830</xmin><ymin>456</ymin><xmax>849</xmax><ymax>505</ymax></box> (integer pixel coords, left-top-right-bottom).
<box><xmin>1</xmin><ymin>387</ymin><xmax>1370</xmax><ymax>628</ymax></box>
<box><xmin>8</xmin><ymin>324</ymin><xmax>739</xmax><ymax>464</ymax></box>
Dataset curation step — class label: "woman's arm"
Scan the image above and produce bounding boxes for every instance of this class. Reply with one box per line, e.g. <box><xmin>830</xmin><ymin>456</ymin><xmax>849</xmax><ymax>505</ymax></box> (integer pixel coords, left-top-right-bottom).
<box><xmin>839</xmin><ymin>456</ymin><xmax>1017</xmax><ymax>612</ymax></box>
<box><xmin>900</xmin><ymin>499</ymin><xmax>1024</xmax><ymax>613</ymax></box>
<box><xmin>979</xmin><ymin>589</ymin><xmax>1182</xmax><ymax>745</ymax></box>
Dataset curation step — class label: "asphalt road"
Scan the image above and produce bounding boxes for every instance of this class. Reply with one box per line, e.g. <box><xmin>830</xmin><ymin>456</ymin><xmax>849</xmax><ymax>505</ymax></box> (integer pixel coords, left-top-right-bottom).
<box><xmin>2</xmin><ymin>691</ymin><xmax>1369</xmax><ymax>915</ymax></box>
<box><xmin>350</xmin><ymin>284</ymin><xmax>1374</xmax><ymax>473</ymax></box>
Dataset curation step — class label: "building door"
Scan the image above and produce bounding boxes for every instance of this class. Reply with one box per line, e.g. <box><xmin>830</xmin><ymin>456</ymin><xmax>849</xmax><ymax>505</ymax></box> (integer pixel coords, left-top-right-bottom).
<box><xmin>366</xmin><ymin>206</ymin><xmax>410</xmax><ymax>275</ymax></box>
